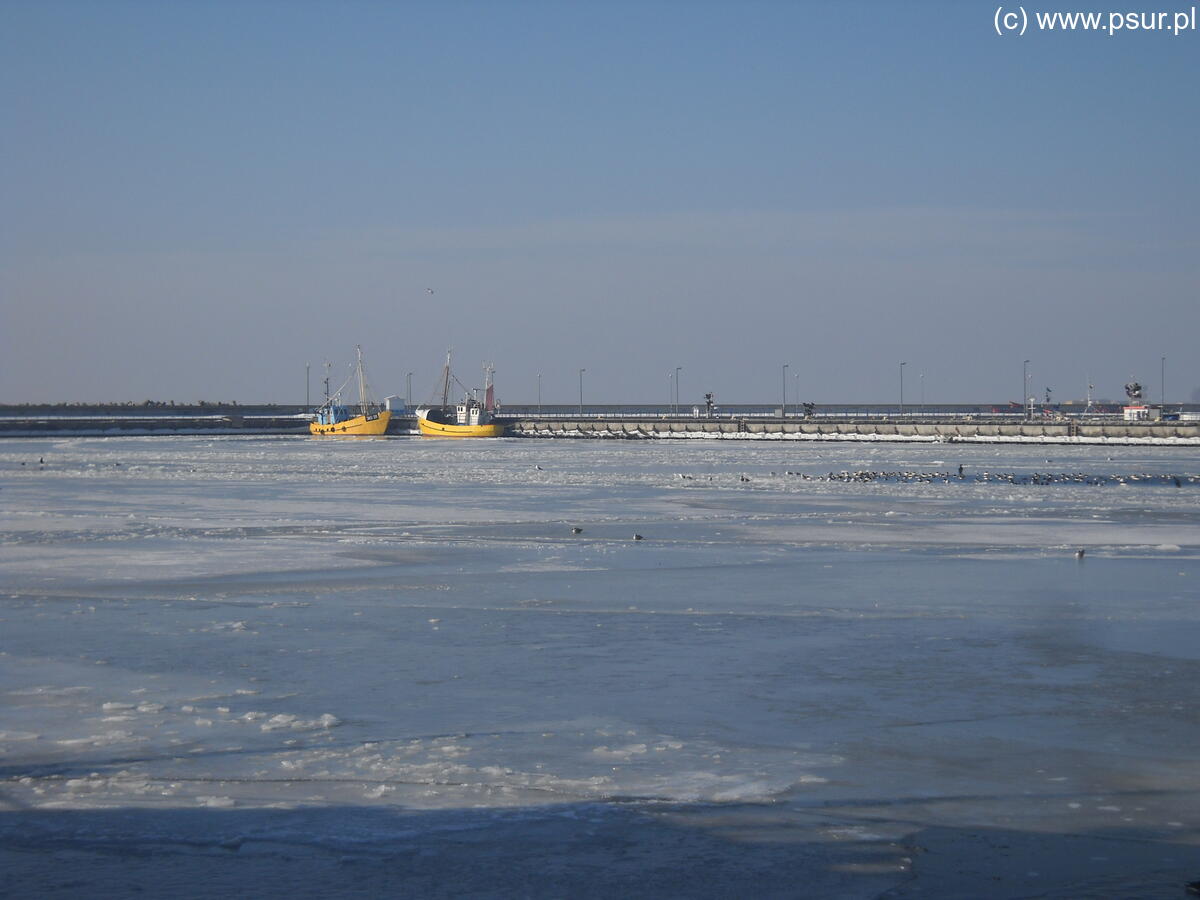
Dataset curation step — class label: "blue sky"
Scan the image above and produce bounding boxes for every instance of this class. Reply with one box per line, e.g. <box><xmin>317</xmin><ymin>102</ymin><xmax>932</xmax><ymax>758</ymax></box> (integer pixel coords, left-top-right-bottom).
<box><xmin>3</xmin><ymin>0</ymin><xmax>1197</xmax><ymax>404</ymax></box>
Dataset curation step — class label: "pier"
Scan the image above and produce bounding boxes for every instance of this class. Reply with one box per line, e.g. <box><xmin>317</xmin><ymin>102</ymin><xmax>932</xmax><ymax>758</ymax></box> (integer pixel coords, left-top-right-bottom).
<box><xmin>2</xmin><ymin>404</ymin><xmax>1198</xmax><ymax>445</ymax></box>
<box><xmin>503</xmin><ymin>416</ymin><xmax>1200</xmax><ymax>445</ymax></box>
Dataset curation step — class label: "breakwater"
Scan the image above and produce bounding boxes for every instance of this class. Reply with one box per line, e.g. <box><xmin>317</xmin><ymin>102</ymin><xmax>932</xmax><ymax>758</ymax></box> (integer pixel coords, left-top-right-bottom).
<box><xmin>506</xmin><ymin>417</ymin><xmax>1200</xmax><ymax>445</ymax></box>
<box><xmin>3</xmin><ymin>410</ymin><xmax>1198</xmax><ymax>445</ymax></box>
<box><xmin>0</xmin><ymin>412</ymin><xmax>315</xmax><ymax>437</ymax></box>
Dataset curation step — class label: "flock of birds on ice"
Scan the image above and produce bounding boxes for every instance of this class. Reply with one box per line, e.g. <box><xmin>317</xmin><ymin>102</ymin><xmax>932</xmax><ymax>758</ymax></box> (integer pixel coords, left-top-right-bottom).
<box><xmin>664</xmin><ymin>463</ymin><xmax>1194</xmax><ymax>488</ymax></box>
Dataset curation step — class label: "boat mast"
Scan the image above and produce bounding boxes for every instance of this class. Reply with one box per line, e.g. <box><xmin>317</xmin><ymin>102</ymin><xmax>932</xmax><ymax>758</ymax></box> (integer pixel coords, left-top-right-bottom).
<box><xmin>441</xmin><ymin>349</ymin><xmax>452</xmax><ymax>408</ymax></box>
<box><xmin>356</xmin><ymin>345</ymin><xmax>369</xmax><ymax>415</ymax></box>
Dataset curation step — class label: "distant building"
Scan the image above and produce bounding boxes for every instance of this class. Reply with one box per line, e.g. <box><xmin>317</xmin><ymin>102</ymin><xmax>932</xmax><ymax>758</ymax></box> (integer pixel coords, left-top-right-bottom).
<box><xmin>1123</xmin><ymin>405</ymin><xmax>1161</xmax><ymax>422</ymax></box>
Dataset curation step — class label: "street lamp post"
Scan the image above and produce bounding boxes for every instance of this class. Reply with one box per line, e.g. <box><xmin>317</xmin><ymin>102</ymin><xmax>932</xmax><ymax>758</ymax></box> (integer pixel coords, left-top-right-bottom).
<box><xmin>578</xmin><ymin>368</ymin><xmax>586</xmax><ymax>417</ymax></box>
<box><xmin>1161</xmin><ymin>356</ymin><xmax>1166</xmax><ymax>407</ymax></box>
<box><xmin>920</xmin><ymin>372</ymin><xmax>925</xmax><ymax>415</ymax></box>
<box><xmin>406</xmin><ymin>372</ymin><xmax>412</xmax><ymax>410</ymax></box>
<box><xmin>667</xmin><ymin>371</ymin><xmax>673</xmax><ymax>415</ymax></box>
<box><xmin>794</xmin><ymin>372</ymin><xmax>801</xmax><ymax>414</ymax></box>
<box><xmin>1023</xmin><ymin>359</ymin><xmax>1030</xmax><ymax>419</ymax></box>
<box><xmin>675</xmin><ymin>366</ymin><xmax>682</xmax><ymax>415</ymax></box>
<box><xmin>537</xmin><ymin>373</ymin><xmax>542</xmax><ymax>416</ymax></box>
<box><xmin>782</xmin><ymin>364</ymin><xmax>789</xmax><ymax>418</ymax></box>
<box><xmin>306</xmin><ymin>362</ymin><xmax>310</xmax><ymax>409</ymax></box>
<box><xmin>899</xmin><ymin>362</ymin><xmax>906</xmax><ymax>416</ymax></box>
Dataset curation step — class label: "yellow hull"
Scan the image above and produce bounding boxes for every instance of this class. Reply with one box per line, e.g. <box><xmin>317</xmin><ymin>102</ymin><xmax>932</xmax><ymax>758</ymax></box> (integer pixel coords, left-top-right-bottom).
<box><xmin>310</xmin><ymin>410</ymin><xmax>391</xmax><ymax>436</ymax></box>
<box><xmin>417</xmin><ymin>417</ymin><xmax>505</xmax><ymax>438</ymax></box>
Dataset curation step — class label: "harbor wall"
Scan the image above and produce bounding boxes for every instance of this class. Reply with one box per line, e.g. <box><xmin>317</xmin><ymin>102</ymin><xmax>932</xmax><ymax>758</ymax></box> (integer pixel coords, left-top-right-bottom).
<box><xmin>2</xmin><ymin>412</ymin><xmax>1198</xmax><ymax>445</ymax></box>
<box><xmin>505</xmin><ymin>418</ymin><xmax>1200</xmax><ymax>445</ymax></box>
<box><xmin>0</xmin><ymin>414</ymin><xmax>312</xmax><ymax>437</ymax></box>
<box><xmin>0</xmin><ymin>414</ymin><xmax>427</xmax><ymax>437</ymax></box>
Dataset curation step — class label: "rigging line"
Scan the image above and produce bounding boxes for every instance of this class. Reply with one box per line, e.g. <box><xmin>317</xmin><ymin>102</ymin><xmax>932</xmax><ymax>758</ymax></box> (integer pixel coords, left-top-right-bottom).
<box><xmin>451</xmin><ymin>372</ymin><xmax>472</xmax><ymax>395</ymax></box>
<box><xmin>330</xmin><ymin>373</ymin><xmax>355</xmax><ymax>401</ymax></box>
<box><xmin>319</xmin><ymin>364</ymin><xmax>356</xmax><ymax>407</ymax></box>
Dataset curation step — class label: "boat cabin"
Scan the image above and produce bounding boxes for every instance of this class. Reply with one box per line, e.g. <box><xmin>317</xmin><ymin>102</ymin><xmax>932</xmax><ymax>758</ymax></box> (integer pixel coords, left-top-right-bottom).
<box><xmin>315</xmin><ymin>404</ymin><xmax>352</xmax><ymax>425</ymax></box>
<box><xmin>456</xmin><ymin>400</ymin><xmax>489</xmax><ymax>426</ymax></box>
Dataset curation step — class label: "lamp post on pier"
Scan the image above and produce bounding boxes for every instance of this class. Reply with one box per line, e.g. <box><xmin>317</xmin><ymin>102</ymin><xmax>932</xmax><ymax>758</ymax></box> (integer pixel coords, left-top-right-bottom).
<box><xmin>1023</xmin><ymin>359</ymin><xmax>1031</xmax><ymax>420</ymax></box>
<box><xmin>899</xmin><ymin>361</ymin><xmax>906</xmax><ymax>416</ymax></box>
<box><xmin>578</xmin><ymin>368</ymin><xmax>586</xmax><ymax>417</ymax></box>
<box><xmin>537</xmin><ymin>373</ymin><xmax>542</xmax><ymax>416</ymax></box>
<box><xmin>782</xmin><ymin>364</ymin><xmax>789</xmax><ymax>418</ymax></box>
<box><xmin>674</xmin><ymin>366</ymin><xmax>682</xmax><ymax>415</ymax></box>
<box><xmin>406</xmin><ymin>372</ymin><xmax>412</xmax><ymax>410</ymax></box>
<box><xmin>1161</xmin><ymin>356</ymin><xmax>1166</xmax><ymax>407</ymax></box>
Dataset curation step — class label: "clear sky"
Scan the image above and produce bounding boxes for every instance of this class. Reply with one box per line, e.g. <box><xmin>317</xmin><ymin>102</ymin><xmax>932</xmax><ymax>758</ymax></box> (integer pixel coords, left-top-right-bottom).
<box><xmin>3</xmin><ymin>0</ymin><xmax>1197</xmax><ymax>405</ymax></box>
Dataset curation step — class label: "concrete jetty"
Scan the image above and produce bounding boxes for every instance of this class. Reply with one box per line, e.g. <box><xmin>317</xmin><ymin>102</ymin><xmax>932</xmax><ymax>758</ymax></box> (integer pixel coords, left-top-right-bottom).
<box><xmin>0</xmin><ymin>412</ymin><xmax>313</xmax><ymax>437</ymax></box>
<box><xmin>2</xmin><ymin>407</ymin><xmax>1198</xmax><ymax>445</ymax></box>
<box><xmin>504</xmin><ymin>417</ymin><xmax>1200</xmax><ymax>446</ymax></box>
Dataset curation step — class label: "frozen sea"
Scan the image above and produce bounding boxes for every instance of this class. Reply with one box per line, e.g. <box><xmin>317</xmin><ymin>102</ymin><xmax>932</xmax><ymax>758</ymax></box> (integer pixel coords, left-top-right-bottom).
<box><xmin>2</xmin><ymin>435</ymin><xmax>1198</xmax><ymax>898</ymax></box>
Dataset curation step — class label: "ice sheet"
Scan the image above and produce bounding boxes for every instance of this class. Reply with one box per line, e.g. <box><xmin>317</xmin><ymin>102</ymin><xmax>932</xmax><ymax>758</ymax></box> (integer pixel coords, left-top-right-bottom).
<box><xmin>2</xmin><ymin>436</ymin><xmax>1198</xmax><ymax>896</ymax></box>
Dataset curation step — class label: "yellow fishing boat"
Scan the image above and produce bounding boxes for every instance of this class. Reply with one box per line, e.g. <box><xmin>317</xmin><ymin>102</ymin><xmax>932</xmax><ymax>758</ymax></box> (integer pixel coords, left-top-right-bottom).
<box><xmin>416</xmin><ymin>353</ymin><xmax>505</xmax><ymax>438</ymax></box>
<box><xmin>310</xmin><ymin>346</ymin><xmax>391</xmax><ymax>436</ymax></box>
<box><xmin>417</xmin><ymin>412</ymin><xmax>504</xmax><ymax>438</ymax></box>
